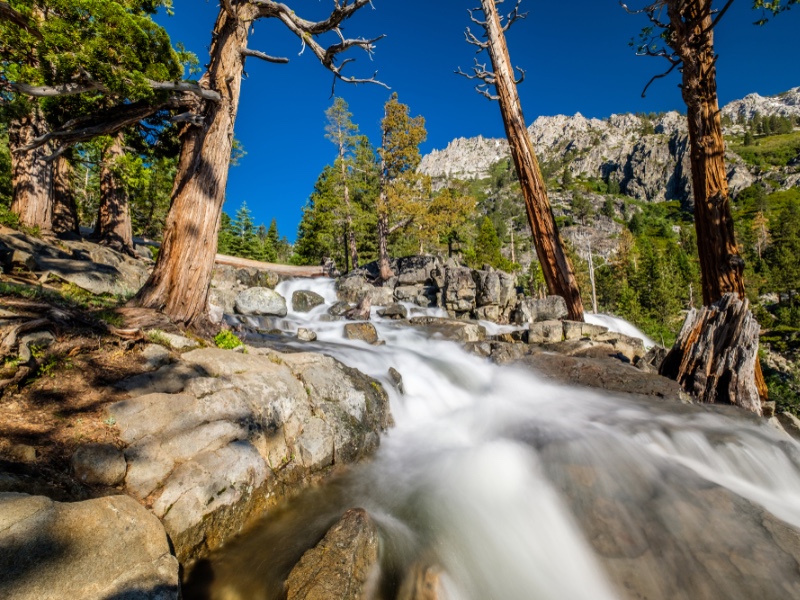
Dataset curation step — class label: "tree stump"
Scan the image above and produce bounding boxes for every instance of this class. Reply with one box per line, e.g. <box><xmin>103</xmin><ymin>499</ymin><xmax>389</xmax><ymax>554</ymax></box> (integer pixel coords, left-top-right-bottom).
<box><xmin>660</xmin><ymin>293</ymin><xmax>762</xmax><ymax>415</ymax></box>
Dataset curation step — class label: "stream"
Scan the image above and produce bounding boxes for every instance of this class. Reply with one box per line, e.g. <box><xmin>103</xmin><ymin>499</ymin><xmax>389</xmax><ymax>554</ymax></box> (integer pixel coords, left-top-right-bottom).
<box><xmin>196</xmin><ymin>278</ymin><xmax>800</xmax><ymax>599</ymax></box>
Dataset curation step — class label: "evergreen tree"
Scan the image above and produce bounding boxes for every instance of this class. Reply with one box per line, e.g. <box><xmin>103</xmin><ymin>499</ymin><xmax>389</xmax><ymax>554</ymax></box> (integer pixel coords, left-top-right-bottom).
<box><xmin>217</xmin><ymin>212</ymin><xmax>235</xmax><ymax>256</ymax></box>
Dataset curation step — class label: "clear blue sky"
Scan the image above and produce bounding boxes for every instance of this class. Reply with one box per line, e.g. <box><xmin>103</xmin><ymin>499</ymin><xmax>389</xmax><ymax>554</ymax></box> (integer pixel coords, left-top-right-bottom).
<box><xmin>155</xmin><ymin>1</ymin><xmax>800</xmax><ymax>242</ymax></box>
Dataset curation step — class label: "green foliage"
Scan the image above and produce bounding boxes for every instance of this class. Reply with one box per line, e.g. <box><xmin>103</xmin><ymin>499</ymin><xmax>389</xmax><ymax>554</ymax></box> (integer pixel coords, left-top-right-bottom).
<box><xmin>214</xmin><ymin>329</ymin><xmax>243</xmax><ymax>350</ymax></box>
<box><xmin>730</xmin><ymin>131</ymin><xmax>800</xmax><ymax>168</ymax></box>
<box><xmin>571</xmin><ymin>193</ymin><xmax>593</xmax><ymax>225</ymax></box>
<box><xmin>472</xmin><ymin>216</ymin><xmax>514</xmax><ymax>271</ymax></box>
<box><xmin>0</xmin><ymin>125</ymin><xmax>12</xmax><ymax>208</ymax></box>
<box><xmin>217</xmin><ymin>203</ymin><xmax>286</xmax><ymax>263</ymax></box>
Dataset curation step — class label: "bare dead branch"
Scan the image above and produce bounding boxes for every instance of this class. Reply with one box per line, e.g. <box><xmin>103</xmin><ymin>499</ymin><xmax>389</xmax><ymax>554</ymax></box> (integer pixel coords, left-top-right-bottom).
<box><xmin>514</xmin><ymin>66</ymin><xmax>525</xmax><ymax>85</ymax></box>
<box><xmin>503</xmin><ymin>0</ymin><xmax>528</xmax><ymax>32</ymax></box>
<box><xmin>465</xmin><ymin>26</ymin><xmax>489</xmax><ymax>51</ymax></box>
<box><xmin>240</xmin><ymin>48</ymin><xmax>290</xmax><ymax>64</ymax></box>
<box><xmin>10</xmin><ymin>78</ymin><xmax>221</xmax><ymax>102</ymax></box>
<box><xmin>641</xmin><ymin>60</ymin><xmax>680</xmax><ymax>97</ymax></box>
<box><xmin>251</xmin><ymin>0</ymin><xmax>387</xmax><ymax>88</ymax></box>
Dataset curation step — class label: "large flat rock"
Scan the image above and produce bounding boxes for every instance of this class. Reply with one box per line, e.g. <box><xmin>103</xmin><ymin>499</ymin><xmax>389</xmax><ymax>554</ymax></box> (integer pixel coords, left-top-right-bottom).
<box><xmin>0</xmin><ymin>493</ymin><xmax>178</xmax><ymax>600</ymax></box>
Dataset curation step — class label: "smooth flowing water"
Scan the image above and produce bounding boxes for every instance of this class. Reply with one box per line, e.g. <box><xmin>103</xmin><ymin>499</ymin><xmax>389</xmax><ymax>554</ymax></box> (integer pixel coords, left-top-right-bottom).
<box><xmin>202</xmin><ymin>278</ymin><xmax>800</xmax><ymax>600</ymax></box>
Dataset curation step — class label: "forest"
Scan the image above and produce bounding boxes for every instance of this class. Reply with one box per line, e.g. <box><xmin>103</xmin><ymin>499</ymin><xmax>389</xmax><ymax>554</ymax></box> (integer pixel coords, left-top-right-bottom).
<box><xmin>1</xmin><ymin>0</ymin><xmax>799</xmax><ymax>409</ymax></box>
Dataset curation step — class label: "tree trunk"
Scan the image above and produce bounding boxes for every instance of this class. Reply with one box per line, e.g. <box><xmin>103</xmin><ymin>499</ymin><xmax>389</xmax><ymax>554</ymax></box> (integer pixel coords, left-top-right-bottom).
<box><xmin>480</xmin><ymin>0</ymin><xmax>584</xmax><ymax>321</ymax></box>
<box><xmin>51</xmin><ymin>153</ymin><xmax>80</xmax><ymax>235</ymax></box>
<box><xmin>9</xmin><ymin>106</ymin><xmax>53</xmax><ymax>232</ymax></box>
<box><xmin>660</xmin><ymin>294</ymin><xmax>762</xmax><ymax>415</ymax></box>
<box><xmin>667</xmin><ymin>0</ymin><xmax>767</xmax><ymax>400</ymax></box>
<box><xmin>95</xmin><ymin>133</ymin><xmax>134</xmax><ymax>254</ymax></box>
<box><xmin>131</xmin><ymin>5</ymin><xmax>256</xmax><ymax>327</ymax></box>
<box><xmin>670</xmin><ymin>1</ymin><xmax>744</xmax><ymax>305</ymax></box>
<box><xmin>377</xmin><ymin>125</ymin><xmax>394</xmax><ymax>281</ymax></box>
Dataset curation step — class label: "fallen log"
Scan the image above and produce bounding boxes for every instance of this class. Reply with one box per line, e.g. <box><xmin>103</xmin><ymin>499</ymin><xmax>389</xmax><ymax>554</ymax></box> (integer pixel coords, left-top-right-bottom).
<box><xmin>660</xmin><ymin>293</ymin><xmax>762</xmax><ymax>415</ymax></box>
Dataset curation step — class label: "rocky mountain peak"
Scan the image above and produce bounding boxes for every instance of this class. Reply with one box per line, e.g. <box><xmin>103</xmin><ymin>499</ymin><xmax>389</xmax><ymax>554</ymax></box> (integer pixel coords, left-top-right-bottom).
<box><xmin>721</xmin><ymin>87</ymin><xmax>800</xmax><ymax>121</ymax></box>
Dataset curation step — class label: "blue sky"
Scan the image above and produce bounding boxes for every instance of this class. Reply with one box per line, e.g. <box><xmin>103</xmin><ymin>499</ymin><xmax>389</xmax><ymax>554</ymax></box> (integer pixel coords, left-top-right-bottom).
<box><xmin>156</xmin><ymin>1</ymin><xmax>800</xmax><ymax>242</ymax></box>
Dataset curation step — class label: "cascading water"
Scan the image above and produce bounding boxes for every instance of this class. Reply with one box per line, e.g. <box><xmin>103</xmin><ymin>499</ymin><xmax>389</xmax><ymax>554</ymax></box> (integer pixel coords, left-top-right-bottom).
<box><xmin>205</xmin><ymin>278</ymin><xmax>800</xmax><ymax>600</ymax></box>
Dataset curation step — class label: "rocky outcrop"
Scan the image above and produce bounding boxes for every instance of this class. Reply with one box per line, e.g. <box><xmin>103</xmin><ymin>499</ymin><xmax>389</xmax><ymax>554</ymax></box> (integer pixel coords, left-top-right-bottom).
<box><xmin>234</xmin><ymin>287</ymin><xmax>288</xmax><ymax>317</ymax></box>
<box><xmin>0</xmin><ymin>493</ymin><xmax>179</xmax><ymax>600</ymax></box>
<box><xmin>285</xmin><ymin>508</ymin><xmax>379</xmax><ymax>600</ymax></box>
<box><xmin>420</xmin><ymin>87</ymin><xmax>800</xmax><ymax>207</ymax></box>
<box><xmin>108</xmin><ymin>347</ymin><xmax>392</xmax><ymax>562</ymax></box>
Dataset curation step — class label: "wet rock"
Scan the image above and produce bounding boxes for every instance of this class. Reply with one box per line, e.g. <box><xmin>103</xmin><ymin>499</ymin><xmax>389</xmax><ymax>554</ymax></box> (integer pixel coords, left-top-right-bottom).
<box><xmin>297</xmin><ymin>328</ymin><xmax>317</xmax><ymax>342</ymax></box>
<box><xmin>777</xmin><ymin>412</ymin><xmax>800</xmax><ymax>441</ymax></box>
<box><xmin>409</xmin><ymin>316</ymin><xmax>486</xmax><ymax>343</ymax></box>
<box><xmin>328</xmin><ymin>301</ymin><xmax>351</xmax><ymax>317</ymax></box>
<box><xmin>378</xmin><ymin>303</ymin><xmax>408</xmax><ymax>320</ymax></box>
<box><xmin>142</xmin><ymin>344</ymin><xmax>171</xmax><ymax>370</ymax></box>
<box><xmin>388</xmin><ymin>367</ymin><xmax>405</xmax><ymax>394</ymax></box>
<box><xmin>285</xmin><ymin>508</ymin><xmax>379</xmax><ymax>600</ymax></box>
<box><xmin>762</xmin><ymin>401</ymin><xmax>777</xmax><ymax>418</ymax></box>
<box><xmin>292</xmin><ymin>290</ymin><xmax>325</xmax><ymax>313</ymax></box>
<box><xmin>344</xmin><ymin>296</ymin><xmax>371</xmax><ymax>321</ymax></box>
<box><xmin>71</xmin><ymin>444</ymin><xmax>127</xmax><ymax>486</ymax></box>
<box><xmin>515</xmin><ymin>353</ymin><xmax>684</xmax><ymax>400</ymax></box>
<box><xmin>0</xmin><ymin>493</ymin><xmax>179</xmax><ymax>600</ymax></box>
<box><xmin>526</xmin><ymin>320</ymin><xmax>564</xmax><ymax>344</ymax></box>
<box><xmin>235</xmin><ymin>287</ymin><xmax>288</xmax><ymax>317</ymax></box>
<box><xmin>344</xmin><ymin>322</ymin><xmax>380</xmax><ymax>345</ymax></box>
<box><xmin>398</xmin><ymin>563</ymin><xmax>443</xmax><ymax>600</ymax></box>
<box><xmin>513</xmin><ymin>295</ymin><xmax>568</xmax><ymax>324</ymax></box>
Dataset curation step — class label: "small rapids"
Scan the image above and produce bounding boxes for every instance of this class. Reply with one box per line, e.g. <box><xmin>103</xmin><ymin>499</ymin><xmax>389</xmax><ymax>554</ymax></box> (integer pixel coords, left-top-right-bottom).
<box><xmin>198</xmin><ymin>278</ymin><xmax>800</xmax><ymax>600</ymax></box>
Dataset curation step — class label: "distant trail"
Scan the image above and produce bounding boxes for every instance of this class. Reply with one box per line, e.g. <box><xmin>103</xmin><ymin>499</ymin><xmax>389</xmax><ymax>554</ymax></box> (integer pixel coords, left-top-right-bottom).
<box><xmin>214</xmin><ymin>254</ymin><xmax>324</xmax><ymax>278</ymax></box>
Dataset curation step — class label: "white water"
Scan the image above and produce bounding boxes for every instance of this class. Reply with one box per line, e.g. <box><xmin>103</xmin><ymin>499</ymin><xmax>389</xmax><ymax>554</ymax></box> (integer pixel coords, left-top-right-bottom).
<box><xmin>585</xmin><ymin>312</ymin><xmax>657</xmax><ymax>348</ymax></box>
<box><xmin>236</xmin><ymin>279</ymin><xmax>800</xmax><ymax>598</ymax></box>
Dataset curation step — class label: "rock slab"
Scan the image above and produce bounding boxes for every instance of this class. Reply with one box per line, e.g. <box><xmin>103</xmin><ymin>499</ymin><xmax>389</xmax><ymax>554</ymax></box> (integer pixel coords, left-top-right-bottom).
<box><xmin>0</xmin><ymin>493</ymin><xmax>178</xmax><ymax>600</ymax></box>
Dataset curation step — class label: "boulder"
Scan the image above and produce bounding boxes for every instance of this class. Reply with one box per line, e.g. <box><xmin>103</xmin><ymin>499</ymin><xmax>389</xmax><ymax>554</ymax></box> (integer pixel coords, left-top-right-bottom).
<box><xmin>141</xmin><ymin>344</ymin><xmax>171</xmax><ymax>370</ymax></box>
<box><xmin>562</xmin><ymin>320</ymin><xmax>609</xmax><ymax>341</ymax></box>
<box><xmin>71</xmin><ymin>444</ymin><xmax>127</xmax><ymax>486</ymax></box>
<box><xmin>344</xmin><ymin>322</ymin><xmax>380</xmax><ymax>345</ymax></box>
<box><xmin>328</xmin><ymin>301</ymin><xmax>351</xmax><ymax>318</ymax></box>
<box><xmin>395</xmin><ymin>255</ymin><xmax>441</xmax><ymax>285</ymax></box>
<box><xmin>208</xmin><ymin>287</ymin><xmax>237</xmax><ymax>314</ymax></box>
<box><xmin>513</xmin><ymin>295</ymin><xmax>568</xmax><ymax>324</ymax></box>
<box><xmin>292</xmin><ymin>290</ymin><xmax>325</xmax><ymax>313</ymax></box>
<box><xmin>408</xmin><ymin>316</ymin><xmax>486</xmax><ymax>343</ymax></box>
<box><xmin>526</xmin><ymin>320</ymin><xmax>564</xmax><ymax>344</ymax></box>
<box><xmin>475</xmin><ymin>269</ymin><xmax>516</xmax><ymax>312</ymax></box>
<box><xmin>442</xmin><ymin>267</ymin><xmax>477</xmax><ymax>315</ymax></box>
<box><xmin>378</xmin><ymin>304</ymin><xmax>408</xmax><ymax>320</ymax></box>
<box><xmin>108</xmin><ymin>348</ymin><xmax>391</xmax><ymax>561</ymax></box>
<box><xmin>594</xmin><ymin>331</ymin><xmax>646</xmax><ymax>363</ymax></box>
<box><xmin>146</xmin><ymin>330</ymin><xmax>199</xmax><ymax>351</ymax></box>
<box><xmin>285</xmin><ymin>508</ymin><xmax>379</xmax><ymax>600</ymax></box>
<box><xmin>0</xmin><ymin>493</ymin><xmax>179</xmax><ymax>600</ymax></box>
<box><xmin>234</xmin><ymin>287</ymin><xmax>288</xmax><ymax>317</ymax></box>
<box><xmin>297</xmin><ymin>328</ymin><xmax>317</xmax><ymax>342</ymax></box>
<box><xmin>337</xmin><ymin>274</ymin><xmax>393</xmax><ymax>306</ymax></box>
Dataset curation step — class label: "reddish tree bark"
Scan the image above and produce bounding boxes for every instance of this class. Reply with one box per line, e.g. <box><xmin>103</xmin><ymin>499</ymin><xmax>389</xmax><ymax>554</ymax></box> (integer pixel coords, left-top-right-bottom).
<box><xmin>51</xmin><ymin>153</ymin><xmax>80</xmax><ymax>235</ymax></box>
<box><xmin>95</xmin><ymin>133</ymin><xmax>134</xmax><ymax>254</ymax></box>
<box><xmin>131</xmin><ymin>6</ymin><xmax>255</xmax><ymax>326</ymax></box>
<box><xmin>471</xmin><ymin>0</ymin><xmax>584</xmax><ymax>321</ymax></box>
<box><xmin>9</xmin><ymin>106</ymin><xmax>53</xmax><ymax>232</ymax></box>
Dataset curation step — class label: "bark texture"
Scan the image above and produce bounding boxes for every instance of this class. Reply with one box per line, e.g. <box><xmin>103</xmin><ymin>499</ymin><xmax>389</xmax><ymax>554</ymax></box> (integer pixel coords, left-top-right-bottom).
<box><xmin>131</xmin><ymin>5</ymin><xmax>257</xmax><ymax>326</ymax></box>
<box><xmin>95</xmin><ymin>133</ymin><xmax>134</xmax><ymax>254</ymax></box>
<box><xmin>377</xmin><ymin>123</ymin><xmax>393</xmax><ymax>281</ymax></box>
<box><xmin>51</xmin><ymin>154</ymin><xmax>80</xmax><ymax>235</ymax></box>
<box><xmin>660</xmin><ymin>294</ymin><xmax>762</xmax><ymax>415</ymax></box>
<box><xmin>668</xmin><ymin>0</ymin><xmax>744</xmax><ymax>305</ymax></box>
<box><xmin>9</xmin><ymin>106</ymin><xmax>53</xmax><ymax>232</ymax></box>
<box><xmin>666</xmin><ymin>0</ymin><xmax>766</xmax><ymax>400</ymax></box>
<box><xmin>340</xmin><ymin>156</ymin><xmax>359</xmax><ymax>271</ymax></box>
<box><xmin>480</xmin><ymin>0</ymin><xmax>584</xmax><ymax>321</ymax></box>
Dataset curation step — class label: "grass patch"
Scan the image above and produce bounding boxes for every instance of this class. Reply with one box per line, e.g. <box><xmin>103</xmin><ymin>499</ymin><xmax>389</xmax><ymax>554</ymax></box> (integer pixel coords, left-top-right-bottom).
<box><xmin>214</xmin><ymin>330</ymin><xmax>243</xmax><ymax>350</ymax></box>
<box><xmin>731</xmin><ymin>131</ymin><xmax>800</xmax><ymax>168</ymax></box>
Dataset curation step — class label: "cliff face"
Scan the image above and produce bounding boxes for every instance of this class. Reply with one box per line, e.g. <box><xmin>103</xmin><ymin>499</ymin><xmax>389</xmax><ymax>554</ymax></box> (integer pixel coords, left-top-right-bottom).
<box><xmin>419</xmin><ymin>87</ymin><xmax>800</xmax><ymax>203</ymax></box>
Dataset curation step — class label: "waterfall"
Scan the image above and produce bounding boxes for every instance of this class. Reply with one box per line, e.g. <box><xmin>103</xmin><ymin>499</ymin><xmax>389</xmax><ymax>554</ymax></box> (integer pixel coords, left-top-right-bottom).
<box><xmin>216</xmin><ymin>278</ymin><xmax>800</xmax><ymax>600</ymax></box>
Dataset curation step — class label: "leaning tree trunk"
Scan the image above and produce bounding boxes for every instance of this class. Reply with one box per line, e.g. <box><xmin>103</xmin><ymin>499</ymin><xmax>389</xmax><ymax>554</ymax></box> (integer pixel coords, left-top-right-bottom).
<box><xmin>51</xmin><ymin>153</ymin><xmax>80</xmax><ymax>235</ymax></box>
<box><xmin>667</xmin><ymin>0</ymin><xmax>767</xmax><ymax>399</ymax></box>
<box><xmin>95</xmin><ymin>133</ymin><xmax>134</xmax><ymax>254</ymax></box>
<box><xmin>9</xmin><ymin>105</ymin><xmax>53</xmax><ymax>232</ymax></box>
<box><xmin>480</xmin><ymin>0</ymin><xmax>584</xmax><ymax>321</ymax></box>
<box><xmin>131</xmin><ymin>5</ymin><xmax>257</xmax><ymax>327</ymax></box>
